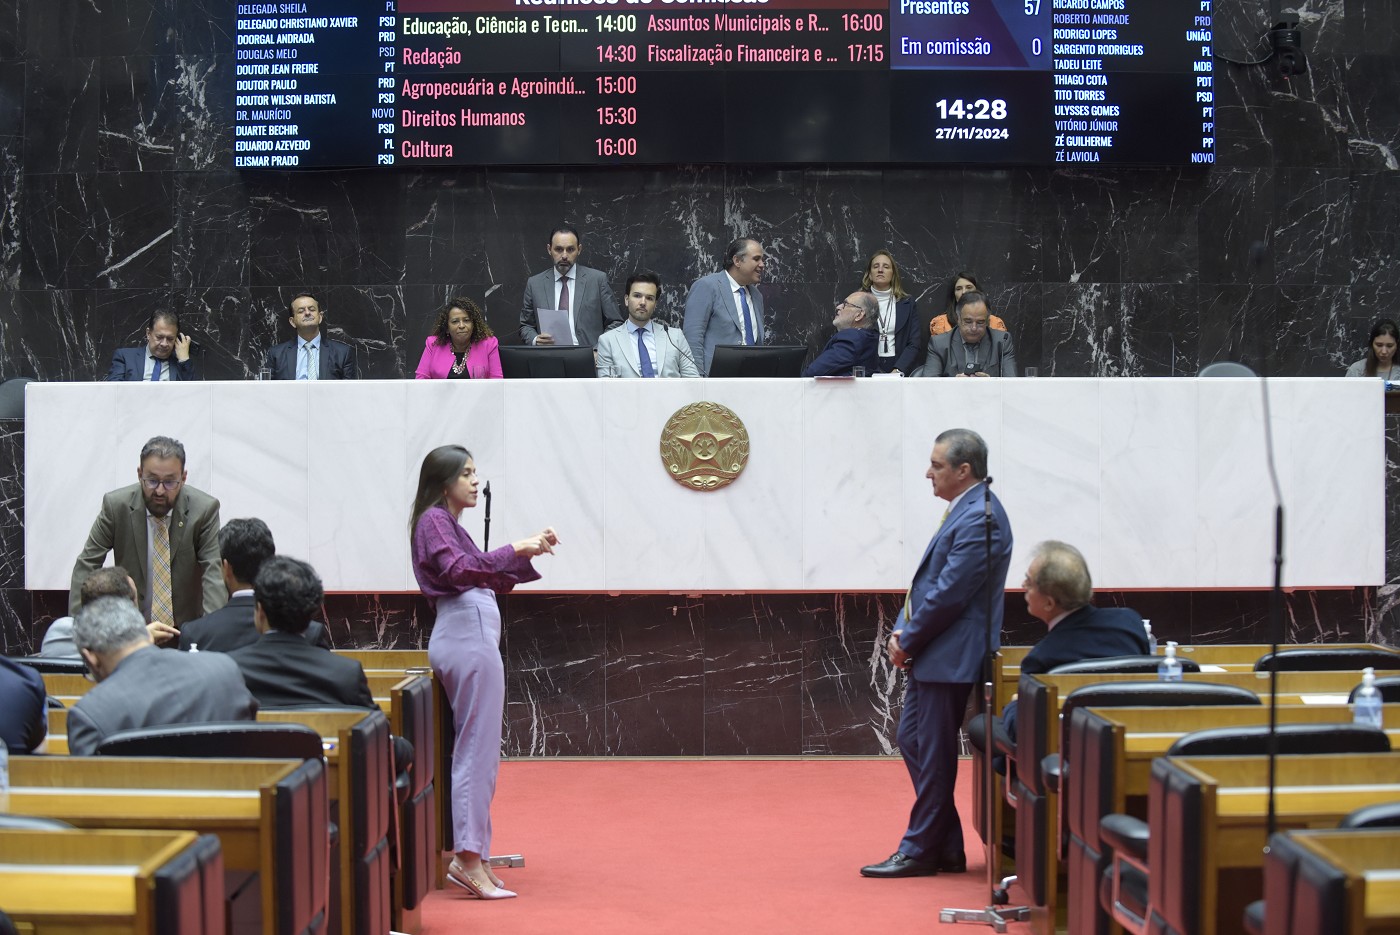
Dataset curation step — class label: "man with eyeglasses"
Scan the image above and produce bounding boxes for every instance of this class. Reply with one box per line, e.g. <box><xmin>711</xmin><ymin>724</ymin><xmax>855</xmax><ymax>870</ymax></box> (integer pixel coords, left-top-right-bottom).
<box><xmin>69</xmin><ymin>436</ymin><xmax>226</xmax><ymax>632</ymax></box>
<box><xmin>920</xmin><ymin>291</ymin><xmax>1018</xmax><ymax>378</ymax></box>
<box><xmin>803</xmin><ymin>291</ymin><xmax>882</xmax><ymax>377</ymax></box>
<box><xmin>106</xmin><ymin>310</ymin><xmax>199</xmax><ymax>381</ymax></box>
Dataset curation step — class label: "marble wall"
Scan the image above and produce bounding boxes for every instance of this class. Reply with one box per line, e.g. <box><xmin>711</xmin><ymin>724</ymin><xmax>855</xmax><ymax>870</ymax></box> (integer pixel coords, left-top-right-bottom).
<box><xmin>1</xmin><ymin>0</ymin><xmax>1397</xmax><ymax>754</ymax></box>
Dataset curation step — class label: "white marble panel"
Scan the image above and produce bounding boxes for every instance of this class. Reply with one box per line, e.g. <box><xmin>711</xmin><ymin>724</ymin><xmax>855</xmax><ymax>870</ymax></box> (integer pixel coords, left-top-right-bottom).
<box><xmin>401</xmin><ymin>379</ymin><xmax>508</xmax><ymax>587</ymax></box>
<box><xmin>1268</xmin><ymin>380</ymin><xmax>1386</xmax><ymax>587</ymax></box>
<box><xmin>899</xmin><ymin>379</ymin><xmax>1007</xmax><ymax>586</ymax></box>
<box><xmin>502</xmin><ymin>379</ymin><xmax>606</xmax><ymax>591</ymax></box>
<box><xmin>1000</xmin><ymin>378</ymin><xmax>1102</xmax><ymax>587</ymax></box>
<box><xmin>600</xmin><ymin>378</ymin><xmax>707</xmax><ymax>592</ymax></box>
<box><xmin>1099</xmin><ymin>379</ymin><xmax>1198</xmax><ymax>587</ymax></box>
<box><xmin>801</xmin><ymin>379</ymin><xmax>904</xmax><ymax>589</ymax></box>
<box><xmin>306</xmin><ymin>380</ymin><xmax>410</xmax><ymax>591</ymax></box>
<box><xmin>1196</xmin><ymin>378</ymin><xmax>1275</xmax><ymax>587</ymax></box>
<box><xmin>22</xmin><ymin>379</ymin><xmax>1386</xmax><ymax>593</ymax></box>
<box><xmin>26</xmin><ymin>382</ymin><xmax>216</xmax><ymax>590</ymax></box>
<box><xmin>209</xmin><ymin>382</ymin><xmax>312</xmax><ymax>561</ymax></box>
<box><xmin>698</xmin><ymin>378</ymin><xmax>805</xmax><ymax>590</ymax></box>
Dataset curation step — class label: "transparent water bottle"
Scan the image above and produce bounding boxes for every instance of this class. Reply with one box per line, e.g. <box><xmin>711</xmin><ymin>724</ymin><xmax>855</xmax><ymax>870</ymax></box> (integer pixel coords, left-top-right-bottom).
<box><xmin>1157</xmin><ymin>641</ymin><xmax>1182</xmax><ymax>682</ymax></box>
<box><xmin>0</xmin><ymin>737</ymin><xmax>9</xmax><ymax>810</ymax></box>
<box><xmin>1143</xmin><ymin>619</ymin><xmax>1156</xmax><ymax>655</ymax></box>
<box><xmin>1353</xmin><ymin>666</ymin><xmax>1383</xmax><ymax>730</ymax></box>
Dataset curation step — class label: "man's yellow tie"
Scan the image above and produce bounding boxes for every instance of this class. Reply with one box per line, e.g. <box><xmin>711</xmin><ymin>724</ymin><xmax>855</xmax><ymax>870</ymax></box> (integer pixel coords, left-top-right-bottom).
<box><xmin>904</xmin><ymin>504</ymin><xmax>953</xmax><ymax>622</ymax></box>
<box><xmin>152</xmin><ymin>515</ymin><xmax>174</xmax><ymax>625</ymax></box>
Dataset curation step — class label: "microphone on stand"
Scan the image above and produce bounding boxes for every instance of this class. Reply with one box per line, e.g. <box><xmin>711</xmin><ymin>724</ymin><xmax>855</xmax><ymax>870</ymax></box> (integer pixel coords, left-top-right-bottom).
<box><xmin>483</xmin><ymin>480</ymin><xmax>493</xmax><ymax>551</ymax></box>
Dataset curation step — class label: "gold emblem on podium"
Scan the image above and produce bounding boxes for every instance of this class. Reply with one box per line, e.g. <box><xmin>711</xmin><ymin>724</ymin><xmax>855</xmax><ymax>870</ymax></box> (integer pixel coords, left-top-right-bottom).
<box><xmin>659</xmin><ymin>402</ymin><xmax>750</xmax><ymax>491</ymax></box>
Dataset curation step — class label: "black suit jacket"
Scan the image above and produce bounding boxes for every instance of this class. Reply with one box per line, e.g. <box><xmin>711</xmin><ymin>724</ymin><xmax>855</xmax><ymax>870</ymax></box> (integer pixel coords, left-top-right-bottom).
<box><xmin>1002</xmin><ymin>604</ymin><xmax>1149</xmax><ymax>740</ymax></box>
<box><xmin>1019</xmin><ymin>605</ymin><xmax>1150</xmax><ymax>676</ymax></box>
<box><xmin>106</xmin><ymin>347</ymin><xmax>199</xmax><ymax>381</ymax></box>
<box><xmin>229</xmin><ymin>630</ymin><xmax>374</xmax><ymax>709</ymax></box>
<box><xmin>0</xmin><ymin>656</ymin><xmax>47</xmax><ymax>753</ymax></box>
<box><xmin>264</xmin><ymin>336</ymin><xmax>357</xmax><ymax>380</ymax></box>
<box><xmin>178</xmin><ymin>594</ymin><xmax>331</xmax><ymax>653</ymax></box>
<box><xmin>887</xmin><ymin>297</ymin><xmax>926</xmax><ymax>374</ymax></box>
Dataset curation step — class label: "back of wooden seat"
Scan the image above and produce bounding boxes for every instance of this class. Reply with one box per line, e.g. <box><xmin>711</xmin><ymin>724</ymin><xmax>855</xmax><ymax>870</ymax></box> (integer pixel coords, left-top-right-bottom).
<box><xmin>154</xmin><ymin>833</ymin><xmax>226</xmax><ymax>935</ymax></box>
<box><xmin>274</xmin><ymin>757</ymin><xmax>331</xmax><ymax>935</ymax></box>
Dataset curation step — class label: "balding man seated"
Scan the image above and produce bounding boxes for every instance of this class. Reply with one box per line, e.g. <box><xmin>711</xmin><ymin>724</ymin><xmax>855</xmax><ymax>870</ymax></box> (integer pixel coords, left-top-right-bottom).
<box><xmin>229</xmin><ymin>556</ymin><xmax>374</xmax><ymax>709</ymax></box>
<box><xmin>1001</xmin><ymin>540</ymin><xmax>1149</xmax><ymax>739</ymax></box>
<box><xmin>68</xmin><ymin>597</ymin><xmax>257</xmax><ymax>755</ymax></box>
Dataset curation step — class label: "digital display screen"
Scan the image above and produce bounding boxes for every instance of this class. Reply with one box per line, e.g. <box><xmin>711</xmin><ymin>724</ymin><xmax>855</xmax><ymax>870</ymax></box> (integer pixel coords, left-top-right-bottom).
<box><xmin>233</xmin><ymin>0</ymin><xmax>1216</xmax><ymax>166</ymax></box>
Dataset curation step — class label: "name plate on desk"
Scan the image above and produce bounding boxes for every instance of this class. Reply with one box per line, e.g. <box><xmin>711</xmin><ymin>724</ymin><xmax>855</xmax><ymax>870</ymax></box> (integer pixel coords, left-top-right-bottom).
<box><xmin>24</xmin><ymin>378</ymin><xmax>1384</xmax><ymax>593</ymax></box>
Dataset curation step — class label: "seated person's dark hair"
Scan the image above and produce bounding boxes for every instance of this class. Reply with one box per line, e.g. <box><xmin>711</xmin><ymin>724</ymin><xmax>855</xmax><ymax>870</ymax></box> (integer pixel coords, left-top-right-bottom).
<box><xmin>254</xmin><ymin>555</ymin><xmax>323</xmax><ymax>636</ymax></box>
<box><xmin>955</xmin><ymin>290</ymin><xmax>990</xmax><ymax>313</ymax></box>
<box><xmin>79</xmin><ymin>566</ymin><xmax>134</xmax><ymax>606</ymax></box>
<box><xmin>147</xmin><ymin>309</ymin><xmax>180</xmax><ymax>332</ymax></box>
<box><xmin>626</xmin><ymin>270</ymin><xmax>662</xmax><ymax>293</ymax></box>
<box><xmin>220</xmin><ymin>518</ymin><xmax>276</xmax><ymax>584</ymax></box>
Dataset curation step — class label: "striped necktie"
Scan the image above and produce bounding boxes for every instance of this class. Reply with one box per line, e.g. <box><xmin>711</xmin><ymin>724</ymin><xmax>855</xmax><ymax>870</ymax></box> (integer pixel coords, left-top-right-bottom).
<box><xmin>151</xmin><ymin>515</ymin><xmax>174</xmax><ymax>625</ymax></box>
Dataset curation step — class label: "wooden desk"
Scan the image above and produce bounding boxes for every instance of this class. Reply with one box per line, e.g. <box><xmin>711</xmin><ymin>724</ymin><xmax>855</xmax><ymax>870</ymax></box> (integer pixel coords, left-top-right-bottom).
<box><xmin>1153</xmin><ymin>752</ymin><xmax>1400</xmax><ymax>935</ymax></box>
<box><xmin>1284</xmin><ymin>830</ymin><xmax>1400</xmax><ymax>935</ymax></box>
<box><xmin>0</xmin><ymin>829</ymin><xmax>201</xmax><ymax>935</ymax></box>
<box><xmin>993</xmin><ymin>642</ymin><xmax>1391</xmax><ymax>715</ymax></box>
<box><xmin>4</xmin><ymin>756</ymin><xmax>323</xmax><ymax>935</ymax></box>
<box><xmin>1066</xmin><ymin>703</ymin><xmax>1400</xmax><ymax>935</ymax></box>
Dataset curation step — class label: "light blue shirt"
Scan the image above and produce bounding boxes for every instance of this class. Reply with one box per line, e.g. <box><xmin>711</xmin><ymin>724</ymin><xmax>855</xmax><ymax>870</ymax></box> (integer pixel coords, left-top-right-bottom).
<box><xmin>296</xmin><ymin>334</ymin><xmax>322</xmax><ymax>381</ymax></box>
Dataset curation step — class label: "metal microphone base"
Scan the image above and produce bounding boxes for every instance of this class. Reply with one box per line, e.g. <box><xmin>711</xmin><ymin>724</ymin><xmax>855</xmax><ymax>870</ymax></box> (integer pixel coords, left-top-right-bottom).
<box><xmin>938</xmin><ymin>904</ymin><xmax>1030</xmax><ymax>932</ymax></box>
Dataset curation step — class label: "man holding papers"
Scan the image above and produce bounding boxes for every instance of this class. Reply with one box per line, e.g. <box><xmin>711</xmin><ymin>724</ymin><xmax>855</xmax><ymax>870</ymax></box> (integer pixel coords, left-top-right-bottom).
<box><xmin>519</xmin><ymin>225</ymin><xmax>623</xmax><ymax>348</ymax></box>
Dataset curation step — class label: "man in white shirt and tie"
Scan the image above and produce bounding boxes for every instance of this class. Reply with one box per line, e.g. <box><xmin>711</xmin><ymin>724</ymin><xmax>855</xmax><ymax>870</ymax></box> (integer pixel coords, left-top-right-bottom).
<box><xmin>519</xmin><ymin>225</ymin><xmax>623</xmax><ymax>348</ymax></box>
<box><xmin>263</xmin><ymin>292</ymin><xmax>358</xmax><ymax>380</ymax></box>
<box><xmin>682</xmin><ymin>237</ymin><xmax>767</xmax><ymax>375</ymax></box>
<box><xmin>595</xmin><ymin>272</ymin><xmax>702</xmax><ymax>378</ymax></box>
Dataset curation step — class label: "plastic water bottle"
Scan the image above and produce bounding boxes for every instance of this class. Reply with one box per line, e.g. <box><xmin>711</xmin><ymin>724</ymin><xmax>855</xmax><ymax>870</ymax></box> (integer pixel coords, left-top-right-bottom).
<box><xmin>1354</xmin><ymin>667</ymin><xmax>1383</xmax><ymax>730</ymax></box>
<box><xmin>1157</xmin><ymin>641</ymin><xmax>1183</xmax><ymax>682</ymax></box>
<box><xmin>0</xmin><ymin>737</ymin><xmax>10</xmax><ymax>808</ymax></box>
<box><xmin>1143</xmin><ymin>620</ymin><xmax>1157</xmax><ymax>655</ymax></box>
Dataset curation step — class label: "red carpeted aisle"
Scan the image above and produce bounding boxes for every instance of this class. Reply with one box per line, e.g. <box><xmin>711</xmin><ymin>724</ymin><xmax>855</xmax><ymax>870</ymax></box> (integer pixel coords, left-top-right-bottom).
<box><xmin>419</xmin><ymin>758</ymin><xmax>1028</xmax><ymax>934</ymax></box>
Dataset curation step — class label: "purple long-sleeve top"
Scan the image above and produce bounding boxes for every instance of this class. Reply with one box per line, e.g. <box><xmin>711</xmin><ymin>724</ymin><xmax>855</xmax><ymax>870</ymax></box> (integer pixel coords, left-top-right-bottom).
<box><xmin>411</xmin><ymin>504</ymin><xmax>540</xmax><ymax>600</ymax></box>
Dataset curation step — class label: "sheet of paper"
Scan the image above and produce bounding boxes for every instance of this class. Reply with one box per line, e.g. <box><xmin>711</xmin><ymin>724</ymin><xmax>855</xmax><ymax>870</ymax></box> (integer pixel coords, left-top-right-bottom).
<box><xmin>1298</xmin><ymin>694</ymin><xmax>1351</xmax><ymax>705</ymax></box>
<box><xmin>537</xmin><ymin>308</ymin><xmax>576</xmax><ymax>346</ymax></box>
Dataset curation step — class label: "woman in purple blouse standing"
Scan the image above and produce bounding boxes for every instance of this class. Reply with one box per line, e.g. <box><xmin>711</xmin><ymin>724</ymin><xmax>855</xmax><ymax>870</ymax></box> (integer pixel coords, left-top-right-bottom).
<box><xmin>410</xmin><ymin>444</ymin><xmax>559</xmax><ymax>899</ymax></box>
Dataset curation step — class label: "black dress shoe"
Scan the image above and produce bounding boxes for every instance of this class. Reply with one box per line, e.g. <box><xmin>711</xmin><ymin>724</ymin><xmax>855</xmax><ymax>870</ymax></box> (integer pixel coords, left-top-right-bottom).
<box><xmin>860</xmin><ymin>852</ymin><xmax>940</xmax><ymax>878</ymax></box>
<box><xmin>938</xmin><ymin>856</ymin><xmax>968</xmax><ymax>873</ymax></box>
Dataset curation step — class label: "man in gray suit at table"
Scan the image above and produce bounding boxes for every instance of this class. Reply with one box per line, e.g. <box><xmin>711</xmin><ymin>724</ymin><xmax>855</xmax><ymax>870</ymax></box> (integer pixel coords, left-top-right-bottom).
<box><xmin>67</xmin><ymin>596</ymin><xmax>257</xmax><ymax>755</ymax></box>
<box><xmin>519</xmin><ymin>225</ymin><xmax>623</xmax><ymax>348</ymax></box>
<box><xmin>595</xmin><ymin>271</ymin><xmax>701</xmax><ymax>378</ymax></box>
<box><xmin>682</xmin><ymin>237</ymin><xmax>767</xmax><ymax>375</ymax></box>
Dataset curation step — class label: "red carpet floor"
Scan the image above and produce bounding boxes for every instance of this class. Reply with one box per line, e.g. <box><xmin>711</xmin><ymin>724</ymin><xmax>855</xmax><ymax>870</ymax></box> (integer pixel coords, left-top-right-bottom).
<box><xmin>419</xmin><ymin>758</ymin><xmax>1030</xmax><ymax>934</ymax></box>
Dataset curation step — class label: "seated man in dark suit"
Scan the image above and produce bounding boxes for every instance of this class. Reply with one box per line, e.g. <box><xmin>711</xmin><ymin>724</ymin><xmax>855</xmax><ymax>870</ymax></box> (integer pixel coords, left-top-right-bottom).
<box><xmin>180</xmin><ymin>518</ymin><xmax>330</xmax><ymax>652</ymax></box>
<box><xmin>230</xmin><ymin>556</ymin><xmax>374</xmax><ymax>709</ymax></box>
<box><xmin>106</xmin><ymin>309</ymin><xmax>199</xmax><ymax>381</ymax></box>
<box><xmin>0</xmin><ymin>655</ymin><xmax>47</xmax><ymax>754</ymax></box>
<box><xmin>263</xmin><ymin>292</ymin><xmax>357</xmax><ymax>380</ymax></box>
<box><xmin>921</xmin><ymin>291</ymin><xmax>1017</xmax><ymax>378</ymax></box>
<box><xmin>68</xmin><ymin>596</ymin><xmax>258</xmax><ymax>755</ymax></box>
<box><xmin>802</xmin><ymin>291</ymin><xmax>882</xmax><ymax>377</ymax></box>
<box><xmin>1000</xmin><ymin>540</ymin><xmax>1148</xmax><ymax>740</ymax></box>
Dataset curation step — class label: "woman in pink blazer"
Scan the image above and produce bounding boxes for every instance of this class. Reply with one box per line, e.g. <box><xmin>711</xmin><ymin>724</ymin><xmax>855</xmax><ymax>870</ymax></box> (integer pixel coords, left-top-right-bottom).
<box><xmin>415</xmin><ymin>297</ymin><xmax>503</xmax><ymax>379</ymax></box>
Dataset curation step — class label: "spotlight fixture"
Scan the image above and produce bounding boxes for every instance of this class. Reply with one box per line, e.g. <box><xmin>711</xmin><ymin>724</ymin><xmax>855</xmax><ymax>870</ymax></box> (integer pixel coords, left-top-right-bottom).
<box><xmin>1268</xmin><ymin>20</ymin><xmax>1307</xmax><ymax>77</ymax></box>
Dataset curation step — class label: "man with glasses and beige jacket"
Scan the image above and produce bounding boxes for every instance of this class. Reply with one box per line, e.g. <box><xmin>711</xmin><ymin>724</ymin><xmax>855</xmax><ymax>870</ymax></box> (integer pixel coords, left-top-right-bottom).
<box><xmin>69</xmin><ymin>435</ymin><xmax>226</xmax><ymax>631</ymax></box>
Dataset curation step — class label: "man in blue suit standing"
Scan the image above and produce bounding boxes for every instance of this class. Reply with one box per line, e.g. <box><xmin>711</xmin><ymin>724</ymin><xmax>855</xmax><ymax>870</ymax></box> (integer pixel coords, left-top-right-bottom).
<box><xmin>106</xmin><ymin>310</ymin><xmax>198</xmax><ymax>381</ymax></box>
<box><xmin>682</xmin><ymin>237</ymin><xmax>766</xmax><ymax>375</ymax></box>
<box><xmin>862</xmin><ymin>428</ymin><xmax>1013</xmax><ymax>878</ymax></box>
